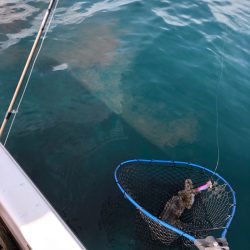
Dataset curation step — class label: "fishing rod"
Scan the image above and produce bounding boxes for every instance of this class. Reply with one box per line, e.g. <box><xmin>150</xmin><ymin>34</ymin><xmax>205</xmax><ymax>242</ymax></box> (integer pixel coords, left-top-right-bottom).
<box><xmin>0</xmin><ymin>0</ymin><xmax>56</xmax><ymax>138</ymax></box>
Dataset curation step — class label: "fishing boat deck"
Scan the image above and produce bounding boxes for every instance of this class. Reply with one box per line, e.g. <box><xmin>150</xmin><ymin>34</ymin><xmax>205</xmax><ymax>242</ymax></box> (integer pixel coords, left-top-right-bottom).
<box><xmin>0</xmin><ymin>143</ymin><xmax>85</xmax><ymax>250</ymax></box>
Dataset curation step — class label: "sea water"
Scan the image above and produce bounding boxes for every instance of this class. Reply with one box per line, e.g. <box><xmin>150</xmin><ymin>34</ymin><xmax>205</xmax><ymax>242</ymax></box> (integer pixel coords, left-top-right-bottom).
<box><xmin>0</xmin><ymin>0</ymin><xmax>249</xmax><ymax>249</ymax></box>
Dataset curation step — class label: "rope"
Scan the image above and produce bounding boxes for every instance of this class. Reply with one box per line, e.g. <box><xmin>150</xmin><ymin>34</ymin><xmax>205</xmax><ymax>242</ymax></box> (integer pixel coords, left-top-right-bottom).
<box><xmin>212</xmin><ymin>34</ymin><xmax>226</xmax><ymax>175</ymax></box>
<box><xmin>3</xmin><ymin>0</ymin><xmax>60</xmax><ymax>146</ymax></box>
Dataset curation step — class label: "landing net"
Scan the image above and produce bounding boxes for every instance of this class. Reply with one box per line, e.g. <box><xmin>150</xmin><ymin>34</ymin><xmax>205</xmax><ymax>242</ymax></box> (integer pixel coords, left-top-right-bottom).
<box><xmin>114</xmin><ymin>160</ymin><xmax>236</xmax><ymax>247</ymax></box>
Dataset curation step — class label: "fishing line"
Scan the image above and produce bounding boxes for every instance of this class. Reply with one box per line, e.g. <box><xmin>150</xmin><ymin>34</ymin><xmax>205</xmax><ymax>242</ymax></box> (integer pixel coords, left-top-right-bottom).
<box><xmin>4</xmin><ymin>0</ymin><xmax>60</xmax><ymax>146</ymax></box>
<box><xmin>212</xmin><ymin>33</ymin><xmax>226</xmax><ymax>175</ymax></box>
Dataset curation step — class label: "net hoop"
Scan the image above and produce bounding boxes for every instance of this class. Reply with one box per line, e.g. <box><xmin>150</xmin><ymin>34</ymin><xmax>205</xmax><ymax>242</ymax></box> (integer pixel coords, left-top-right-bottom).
<box><xmin>114</xmin><ymin>159</ymin><xmax>236</xmax><ymax>243</ymax></box>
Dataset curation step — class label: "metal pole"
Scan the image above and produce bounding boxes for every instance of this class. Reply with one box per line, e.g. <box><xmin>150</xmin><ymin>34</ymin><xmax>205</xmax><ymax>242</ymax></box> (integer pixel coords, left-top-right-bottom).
<box><xmin>0</xmin><ymin>0</ymin><xmax>55</xmax><ymax>138</ymax></box>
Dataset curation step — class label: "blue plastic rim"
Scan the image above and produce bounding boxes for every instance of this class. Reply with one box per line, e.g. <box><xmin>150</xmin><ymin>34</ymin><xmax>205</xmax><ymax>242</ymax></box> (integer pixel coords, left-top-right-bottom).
<box><xmin>114</xmin><ymin>159</ymin><xmax>236</xmax><ymax>242</ymax></box>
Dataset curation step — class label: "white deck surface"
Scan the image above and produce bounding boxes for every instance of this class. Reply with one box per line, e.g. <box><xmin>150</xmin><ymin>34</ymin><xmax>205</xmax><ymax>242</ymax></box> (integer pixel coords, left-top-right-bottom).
<box><xmin>0</xmin><ymin>143</ymin><xmax>86</xmax><ymax>250</ymax></box>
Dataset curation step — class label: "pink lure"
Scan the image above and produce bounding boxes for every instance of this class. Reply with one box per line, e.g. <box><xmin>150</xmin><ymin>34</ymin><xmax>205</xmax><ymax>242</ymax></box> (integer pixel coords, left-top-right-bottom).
<box><xmin>195</xmin><ymin>180</ymin><xmax>212</xmax><ymax>192</ymax></box>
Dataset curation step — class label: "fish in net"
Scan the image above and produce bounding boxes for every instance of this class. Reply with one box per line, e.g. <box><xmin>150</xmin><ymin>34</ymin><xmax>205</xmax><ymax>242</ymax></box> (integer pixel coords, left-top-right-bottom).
<box><xmin>114</xmin><ymin>160</ymin><xmax>236</xmax><ymax>249</ymax></box>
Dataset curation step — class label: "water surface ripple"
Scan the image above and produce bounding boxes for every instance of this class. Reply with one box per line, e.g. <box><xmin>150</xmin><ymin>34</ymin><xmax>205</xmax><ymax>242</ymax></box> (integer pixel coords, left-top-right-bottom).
<box><xmin>0</xmin><ymin>0</ymin><xmax>249</xmax><ymax>249</ymax></box>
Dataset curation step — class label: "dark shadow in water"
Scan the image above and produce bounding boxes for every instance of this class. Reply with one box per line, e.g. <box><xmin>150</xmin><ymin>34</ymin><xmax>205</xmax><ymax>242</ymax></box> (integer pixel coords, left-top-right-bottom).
<box><xmin>4</xmin><ymin>67</ymin><xmax>180</xmax><ymax>250</ymax></box>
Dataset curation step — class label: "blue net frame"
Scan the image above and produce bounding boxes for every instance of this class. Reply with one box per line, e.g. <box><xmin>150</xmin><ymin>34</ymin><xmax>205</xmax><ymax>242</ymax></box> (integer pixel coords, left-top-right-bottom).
<box><xmin>114</xmin><ymin>159</ymin><xmax>236</xmax><ymax>247</ymax></box>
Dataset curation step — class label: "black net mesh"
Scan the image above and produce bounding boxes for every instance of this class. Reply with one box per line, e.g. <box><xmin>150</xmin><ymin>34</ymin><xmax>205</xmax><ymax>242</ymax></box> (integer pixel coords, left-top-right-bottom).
<box><xmin>115</xmin><ymin>160</ymin><xmax>235</xmax><ymax>248</ymax></box>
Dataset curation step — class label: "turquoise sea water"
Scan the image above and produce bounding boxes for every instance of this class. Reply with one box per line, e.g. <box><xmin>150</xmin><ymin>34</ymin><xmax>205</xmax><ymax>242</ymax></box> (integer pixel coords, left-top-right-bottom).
<box><xmin>0</xmin><ymin>0</ymin><xmax>250</xmax><ymax>249</ymax></box>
